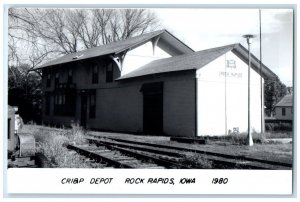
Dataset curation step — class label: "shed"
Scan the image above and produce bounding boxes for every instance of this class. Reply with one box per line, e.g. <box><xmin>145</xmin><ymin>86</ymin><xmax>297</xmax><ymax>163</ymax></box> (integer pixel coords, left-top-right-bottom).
<box><xmin>274</xmin><ymin>94</ymin><xmax>293</xmax><ymax>121</ymax></box>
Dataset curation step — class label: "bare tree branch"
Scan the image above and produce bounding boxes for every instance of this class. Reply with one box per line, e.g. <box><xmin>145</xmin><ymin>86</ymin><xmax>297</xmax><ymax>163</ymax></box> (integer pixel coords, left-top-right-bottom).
<box><xmin>8</xmin><ymin>8</ymin><xmax>161</xmax><ymax>67</ymax></box>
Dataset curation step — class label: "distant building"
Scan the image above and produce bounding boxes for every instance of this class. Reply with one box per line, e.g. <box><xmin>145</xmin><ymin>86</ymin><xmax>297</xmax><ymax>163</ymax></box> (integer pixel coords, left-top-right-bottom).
<box><xmin>274</xmin><ymin>94</ymin><xmax>293</xmax><ymax>121</ymax></box>
<box><xmin>34</xmin><ymin>29</ymin><xmax>276</xmax><ymax>137</ymax></box>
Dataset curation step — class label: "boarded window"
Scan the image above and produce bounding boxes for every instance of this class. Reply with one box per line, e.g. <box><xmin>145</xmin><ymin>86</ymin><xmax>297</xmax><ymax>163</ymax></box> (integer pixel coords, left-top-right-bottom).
<box><xmin>106</xmin><ymin>63</ymin><xmax>113</xmax><ymax>83</ymax></box>
<box><xmin>282</xmin><ymin>108</ymin><xmax>286</xmax><ymax>116</ymax></box>
<box><xmin>92</xmin><ymin>65</ymin><xmax>99</xmax><ymax>84</ymax></box>
<box><xmin>89</xmin><ymin>92</ymin><xmax>96</xmax><ymax>119</ymax></box>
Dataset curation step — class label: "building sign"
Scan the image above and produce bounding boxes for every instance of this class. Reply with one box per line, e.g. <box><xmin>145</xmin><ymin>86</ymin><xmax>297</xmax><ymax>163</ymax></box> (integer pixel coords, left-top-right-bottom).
<box><xmin>219</xmin><ymin>59</ymin><xmax>243</xmax><ymax>78</ymax></box>
<box><xmin>226</xmin><ymin>60</ymin><xmax>236</xmax><ymax>68</ymax></box>
<box><xmin>219</xmin><ymin>71</ymin><xmax>242</xmax><ymax>78</ymax></box>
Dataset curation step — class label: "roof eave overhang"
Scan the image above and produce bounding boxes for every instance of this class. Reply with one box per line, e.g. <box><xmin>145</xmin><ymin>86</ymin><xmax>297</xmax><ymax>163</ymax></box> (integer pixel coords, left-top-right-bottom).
<box><xmin>232</xmin><ymin>44</ymin><xmax>277</xmax><ymax>79</ymax></box>
<box><xmin>114</xmin><ymin>31</ymin><xmax>165</xmax><ymax>55</ymax></box>
<box><xmin>34</xmin><ymin>52</ymin><xmax>117</xmax><ymax>71</ymax></box>
<box><xmin>116</xmin><ymin>69</ymin><xmax>196</xmax><ymax>81</ymax></box>
<box><xmin>115</xmin><ymin>30</ymin><xmax>195</xmax><ymax>56</ymax></box>
<box><xmin>33</xmin><ymin>29</ymin><xmax>194</xmax><ymax>70</ymax></box>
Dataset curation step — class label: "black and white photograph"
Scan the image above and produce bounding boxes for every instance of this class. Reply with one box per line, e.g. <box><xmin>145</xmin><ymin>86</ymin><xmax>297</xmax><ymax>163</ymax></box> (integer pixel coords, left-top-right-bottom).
<box><xmin>3</xmin><ymin>2</ymin><xmax>295</xmax><ymax>196</ymax></box>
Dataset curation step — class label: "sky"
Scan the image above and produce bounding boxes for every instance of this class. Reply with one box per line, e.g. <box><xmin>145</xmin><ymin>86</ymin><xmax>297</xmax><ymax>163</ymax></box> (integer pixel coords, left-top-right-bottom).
<box><xmin>153</xmin><ymin>9</ymin><xmax>293</xmax><ymax>86</ymax></box>
<box><xmin>6</xmin><ymin>7</ymin><xmax>294</xmax><ymax>86</ymax></box>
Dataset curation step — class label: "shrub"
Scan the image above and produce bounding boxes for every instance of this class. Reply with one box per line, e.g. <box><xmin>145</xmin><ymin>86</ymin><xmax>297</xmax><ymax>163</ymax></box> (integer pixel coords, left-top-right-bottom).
<box><xmin>206</xmin><ymin>131</ymin><xmax>265</xmax><ymax>145</ymax></box>
<box><xmin>264</xmin><ymin>132</ymin><xmax>292</xmax><ymax>139</ymax></box>
<box><xmin>265</xmin><ymin>122</ymin><xmax>292</xmax><ymax>132</ymax></box>
<box><xmin>23</xmin><ymin>124</ymin><xmax>98</xmax><ymax>168</ymax></box>
<box><xmin>179</xmin><ymin>152</ymin><xmax>213</xmax><ymax>169</ymax></box>
<box><xmin>67</xmin><ymin>123</ymin><xmax>87</xmax><ymax>145</ymax></box>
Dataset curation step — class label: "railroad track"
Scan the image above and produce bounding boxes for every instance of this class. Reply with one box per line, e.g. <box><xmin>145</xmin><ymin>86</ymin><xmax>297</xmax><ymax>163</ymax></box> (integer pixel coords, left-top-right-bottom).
<box><xmin>84</xmin><ymin>134</ymin><xmax>292</xmax><ymax>170</ymax></box>
<box><xmin>37</xmin><ymin>126</ymin><xmax>292</xmax><ymax>169</ymax></box>
<box><xmin>66</xmin><ymin>143</ymin><xmax>186</xmax><ymax>169</ymax></box>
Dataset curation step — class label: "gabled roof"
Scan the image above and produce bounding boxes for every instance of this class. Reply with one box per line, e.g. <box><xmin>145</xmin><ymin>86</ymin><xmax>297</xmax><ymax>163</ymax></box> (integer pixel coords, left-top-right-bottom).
<box><xmin>35</xmin><ymin>29</ymin><xmax>194</xmax><ymax>69</ymax></box>
<box><xmin>118</xmin><ymin>44</ymin><xmax>236</xmax><ymax>80</ymax></box>
<box><xmin>231</xmin><ymin>44</ymin><xmax>277</xmax><ymax>79</ymax></box>
<box><xmin>118</xmin><ymin>43</ymin><xmax>277</xmax><ymax>80</ymax></box>
<box><xmin>275</xmin><ymin>94</ymin><xmax>293</xmax><ymax>107</ymax></box>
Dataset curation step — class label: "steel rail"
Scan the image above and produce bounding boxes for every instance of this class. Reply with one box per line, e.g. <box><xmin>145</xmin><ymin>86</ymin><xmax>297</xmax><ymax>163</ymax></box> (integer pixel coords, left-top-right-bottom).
<box><xmin>66</xmin><ymin>144</ymin><xmax>133</xmax><ymax>168</ymax></box>
<box><xmin>87</xmin><ymin>134</ymin><xmax>292</xmax><ymax>169</ymax></box>
<box><xmin>89</xmin><ymin>139</ymin><xmax>188</xmax><ymax>169</ymax></box>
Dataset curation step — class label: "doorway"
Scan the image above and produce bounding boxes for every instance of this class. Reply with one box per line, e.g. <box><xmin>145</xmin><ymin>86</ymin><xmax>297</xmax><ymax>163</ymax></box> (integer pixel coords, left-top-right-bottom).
<box><xmin>141</xmin><ymin>82</ymin><xmax>163</xmax><ymax>134</ymax></box>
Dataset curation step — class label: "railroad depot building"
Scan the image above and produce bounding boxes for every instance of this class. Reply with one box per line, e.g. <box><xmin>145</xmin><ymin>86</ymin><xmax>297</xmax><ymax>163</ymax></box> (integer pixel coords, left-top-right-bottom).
<box><xmin>35</xmin><ymin>29</ymin><xmax>276</xmax><ymax>137</ymax></box>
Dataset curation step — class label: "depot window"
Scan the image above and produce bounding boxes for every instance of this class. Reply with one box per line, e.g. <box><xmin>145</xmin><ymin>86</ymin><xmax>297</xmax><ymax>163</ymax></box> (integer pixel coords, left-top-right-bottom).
<box><xmin>68</xmin><ymin>68</ymin><xmax>73</xmax><ymax>83</ymax></box>
<box><xmin>46</xmin><ymin>73</ymin><xmax>51</xmax><ymax>88</ymax></box>
<box><xmin>55</xmin><ymin>72</ymin><xmax>60</xmax><ymax>87</ymax></box>
<box><xmin>89</xmin><ymin>92</ymin><xmax>96</xmax><ymax>119</ymax></box>
<box><xmin>106</xmin><ymin>63</ymin><xmax>113</xmax><ymax>83</ymax></box>
<box><xmin>92</xmin><ymin>65</ymin><xmax>99</xmax><ymax>84</ymax></box>
<box><xmin>54</xmin><ymin>93</ymin><xmax>75</xmax><ymax>116</ymax></box>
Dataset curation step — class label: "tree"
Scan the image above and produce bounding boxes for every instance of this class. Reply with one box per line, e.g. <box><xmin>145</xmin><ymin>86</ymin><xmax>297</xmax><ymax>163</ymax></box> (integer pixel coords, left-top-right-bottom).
<box><xmin>8</xmin><ymin>8</ymin><xmax>160</xmax><ymax>62</ymax></box>
<box><xmin>8</xmin><ymin>8</ymin><xmax>160</xmax><ymax>122</ymax></box>
<box><xmin>286</xmin><ymin>86</ymin><xmax>293</xmax><ymax>94</ymax></box>
<box><xmin>8</xmin><ymin>64</ymin><xmax>42</xmax><ymax>123</ymax></box>
<box><xmin>264</xmin><ymin>77</ymin><xmax>287</xmax><ymax>116</ymax></box>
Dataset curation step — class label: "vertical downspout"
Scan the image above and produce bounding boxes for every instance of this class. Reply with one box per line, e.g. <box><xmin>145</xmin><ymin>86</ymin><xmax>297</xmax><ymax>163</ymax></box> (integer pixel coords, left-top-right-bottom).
<box><xmin>224</xmin><ymin>54</ymin><xmax>228</xmax><ymax>136</ymax></box>
<box><xmin>259</xmin><ymin>9</ymin><xmax>265</xmax><ymax>135</ymax></box>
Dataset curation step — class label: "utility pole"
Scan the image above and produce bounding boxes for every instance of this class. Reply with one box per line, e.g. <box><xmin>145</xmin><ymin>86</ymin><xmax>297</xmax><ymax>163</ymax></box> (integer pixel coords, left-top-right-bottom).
<box><xmin>259</xmin><ymin>9</ymin><xmax>265</xmax><ymax>138</ymax></box>
<box><xmin>243</xmin><ymin>34</ymin><xmax>254</xmax><ymax>146</ymax></box>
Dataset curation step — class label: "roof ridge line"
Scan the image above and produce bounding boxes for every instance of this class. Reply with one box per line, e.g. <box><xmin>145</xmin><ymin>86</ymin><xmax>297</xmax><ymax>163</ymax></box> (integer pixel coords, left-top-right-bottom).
<box><xmin>115</xmin><ymin>30</ymin><xmax>165</xmax><ymax>55</ymax></box>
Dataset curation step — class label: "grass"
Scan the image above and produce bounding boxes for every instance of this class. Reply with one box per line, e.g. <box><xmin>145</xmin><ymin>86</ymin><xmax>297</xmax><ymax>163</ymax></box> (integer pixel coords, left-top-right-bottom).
<box><xmin>204</xmin><ymin>131</ymin><xmax>293</xmax><ymax>145</ymax></box>
<box><xmin>20</xmin><ymin>124</ymin><xmax>105</xmax><ymax>168</ymax></box>
<box><xmin>265</xmin><ymin>122</ymin><xmax>292</xmax><ymax>132</ymax></box>
<box><xmin>203</xmin><ymin>132</ymin><xmax>266</xmax><ymax>145</ymax></box>
<box><xmin>264</xmin><ymin>131</ymin><xmax>293</xmax><ymax>139</ymax></box>
<box><xmin>20</xmin><ymin>125</ymin><xmax>293</xmax><ymax>168</ymax></box>
<box><xmin>91</xmin><ymin>130</ymin><xmax>292</xmax><ymax>163</ymax></box>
